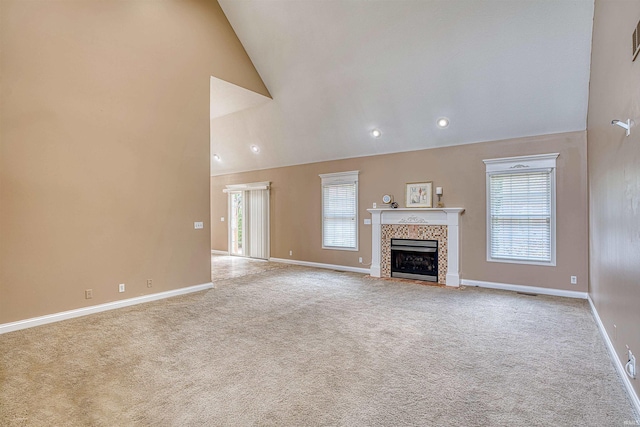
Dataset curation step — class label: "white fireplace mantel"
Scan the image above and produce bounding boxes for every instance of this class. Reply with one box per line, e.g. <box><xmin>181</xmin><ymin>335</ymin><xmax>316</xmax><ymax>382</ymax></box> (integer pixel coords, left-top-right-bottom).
<box><xmin>367</xmin><ymin>208</ymin><xmax>464</xmax><ymax>287</ymax></box>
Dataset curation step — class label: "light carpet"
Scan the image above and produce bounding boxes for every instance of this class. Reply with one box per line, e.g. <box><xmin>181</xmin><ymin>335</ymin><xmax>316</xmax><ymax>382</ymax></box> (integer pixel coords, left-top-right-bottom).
<box><xmin>1</xmin><ymin>264</ymin><xmax>638</xmax><ymax>426</ymax></box>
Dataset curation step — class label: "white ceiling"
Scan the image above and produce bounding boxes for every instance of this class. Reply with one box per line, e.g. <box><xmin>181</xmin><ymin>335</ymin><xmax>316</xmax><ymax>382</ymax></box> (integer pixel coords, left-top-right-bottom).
<box><xmin>212</xmin><ymin>0</ymin><xmax>594</xmax><ymax>176</ymax></box>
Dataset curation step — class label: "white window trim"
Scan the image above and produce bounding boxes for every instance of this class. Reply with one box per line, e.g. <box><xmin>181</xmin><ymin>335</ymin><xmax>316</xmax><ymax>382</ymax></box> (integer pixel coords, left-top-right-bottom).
<box><xmin>319</xmin><ymin>170</ymin><xmax>359</xmax><ymax>251</ymax></box>
<box><xmin>483</xmin><ymin>153</ymin><xmax>558</xmax><ymax>266</ymax></box>
<box><xmin>223</xmin><ymin>181</ymin><xmax>270</xmax><ymax>193</ymax></box>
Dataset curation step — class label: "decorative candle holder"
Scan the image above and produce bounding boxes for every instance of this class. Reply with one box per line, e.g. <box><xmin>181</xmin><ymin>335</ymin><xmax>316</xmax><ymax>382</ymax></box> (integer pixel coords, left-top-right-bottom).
<box><xmin>436</xmin><ymin>187</ymin><xmax>444</xmax><ymax>208</ymax></box>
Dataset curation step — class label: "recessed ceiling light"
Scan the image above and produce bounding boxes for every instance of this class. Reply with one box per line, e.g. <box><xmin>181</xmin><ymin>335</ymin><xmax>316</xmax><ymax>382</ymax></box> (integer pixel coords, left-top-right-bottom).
<box><xmin>213</xmin><ymin>154</ymin><xmax>221</xmax><ymax>161</ymax></box>
<box><xmin>371</xmin><ymin>128</ymin><xmax>382</xmax><ymax>138</ymax></box>
<box><xmin>250</xmin><ymin>145</ymin><xmax>260</xmax><ymax>153</ymax></box>
<box><xmin>437</xmin><ymin>117</ymin><xmax>450</xmax><ymax>128</ymax></box>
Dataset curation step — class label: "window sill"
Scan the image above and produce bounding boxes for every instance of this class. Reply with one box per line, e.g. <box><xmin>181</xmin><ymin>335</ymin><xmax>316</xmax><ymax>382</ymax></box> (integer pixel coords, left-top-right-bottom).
<box><xmin>322</xmin><ymin>246</ymin><xmax>359</xmax><ymax>252</ymax></box>
<box><xmin>487</xmin><ymin>257</ymin><xmax>556</xmax><ymax>267</ymax></box>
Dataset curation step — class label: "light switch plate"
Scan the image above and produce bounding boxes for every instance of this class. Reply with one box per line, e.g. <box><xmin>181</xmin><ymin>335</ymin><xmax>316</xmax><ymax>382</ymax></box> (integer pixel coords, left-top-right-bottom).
<box><xmin>194</xmin><ymin>221</ymin><xmax>204</xmax><ymax>229</ymax></box>
<box><xmin>364</xmin><ymin>219</ymin><xmax>372</xmax><ymax>225</ymax></box>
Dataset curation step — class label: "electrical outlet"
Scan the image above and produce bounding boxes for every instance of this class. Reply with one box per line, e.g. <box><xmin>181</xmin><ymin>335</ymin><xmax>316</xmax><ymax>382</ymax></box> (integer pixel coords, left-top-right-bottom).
<box><xmin>147</xmin><ymin>279</ymin><xmax>153</xmax><ymax>288</ymax></box>
<box><xmin>85</xmin><ymin>289</ymin><xmax>93</xmax><ymax>299</ymax></box>
<box><xmin>119</xmin><ymin>283</ymin><xmax>125</xmax><ymax>293</ymax></box>
<box><xmin>626</xmin><ymin>348</ymin><xmax>636</xmax><ymax>379</ymax></box>
<box><xmin>220</xmin><ymin>217</ymin><xmax>225</xmax><ymax>222</ymax></box>
<box><xmin>570</xmin><ymin>276</ymin><xmax>577</xmax><ymax>285</ymax></box>
<box><xmin>289</xmin><ymin>250</ymin><xmax>292</xmax><ymax>256</ymax></box>
<box><xmin>358</xmin><ymin>257</ymin><xmax>363</xmax><ymax>263</ymax></box>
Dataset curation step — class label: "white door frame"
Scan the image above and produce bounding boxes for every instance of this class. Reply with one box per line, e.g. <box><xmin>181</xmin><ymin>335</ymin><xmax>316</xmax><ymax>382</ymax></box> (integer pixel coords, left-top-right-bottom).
<box><xmin>226</xmin><ymin>190</ymin><xmax>246</xmax><ymax>257</ymax></box>
<box><xmin>223</xmin><ymin>182</ymin><xmax>270</xmax><ymax>259</ymax></box>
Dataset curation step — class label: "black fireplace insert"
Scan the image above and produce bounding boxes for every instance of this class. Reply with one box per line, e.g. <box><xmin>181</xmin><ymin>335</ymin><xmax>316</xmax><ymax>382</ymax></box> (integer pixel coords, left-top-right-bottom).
<box><xmin>390</xmin><ymin>238</ymin><xmax>438</xmax><ymax>282</ymax></box>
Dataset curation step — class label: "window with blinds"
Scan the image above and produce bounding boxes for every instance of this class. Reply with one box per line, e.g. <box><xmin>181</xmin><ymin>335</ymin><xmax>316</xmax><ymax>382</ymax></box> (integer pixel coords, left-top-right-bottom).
<box><xmin>484</xmin><ymin>154</ymin><xmax>557</xmax><ymax>265</ymax></box>
<box><xmin>319</xmin><ymin>171</ymin><xmax>359</xmax><ymax>251</ymax></box>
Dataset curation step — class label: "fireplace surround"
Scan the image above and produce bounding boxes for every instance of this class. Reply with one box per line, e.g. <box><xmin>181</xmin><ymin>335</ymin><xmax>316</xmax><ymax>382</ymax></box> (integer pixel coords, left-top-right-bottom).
<box><xmin>367</xmin><ymin>208</ymin><xmax>464</xmax><ymax>287</ymax></box>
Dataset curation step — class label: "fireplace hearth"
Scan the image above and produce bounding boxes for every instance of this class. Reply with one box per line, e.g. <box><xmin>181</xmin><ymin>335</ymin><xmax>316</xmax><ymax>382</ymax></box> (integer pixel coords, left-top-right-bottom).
<box><xmin>391</xmin><ymin>239</ymin><xmax>438</xmax><ymax>281</ymax></box>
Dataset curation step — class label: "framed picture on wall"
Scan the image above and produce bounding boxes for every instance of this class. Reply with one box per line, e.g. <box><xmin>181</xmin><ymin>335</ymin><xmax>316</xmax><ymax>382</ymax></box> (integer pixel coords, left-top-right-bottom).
<box><xmin>405</xmin><ymin>182</ymin><xmax>433</xmax><ymax>208</ymax></box>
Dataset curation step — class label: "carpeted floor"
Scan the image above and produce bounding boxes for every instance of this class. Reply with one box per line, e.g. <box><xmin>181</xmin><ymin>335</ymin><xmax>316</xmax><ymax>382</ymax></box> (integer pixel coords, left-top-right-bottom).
<box><xmin>211</xmin><ymin>253</ymin><xmax>287</xmax><ymax>282</ymax></box>
<box><xmin>1</xmin><ymin>258</ymin><xmax>638</xmax><ymax>426</ymax></box>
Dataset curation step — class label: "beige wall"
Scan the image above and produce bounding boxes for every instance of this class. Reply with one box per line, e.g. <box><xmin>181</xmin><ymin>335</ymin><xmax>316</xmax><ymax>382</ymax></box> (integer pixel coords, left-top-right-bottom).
<box><xmin>0</xmin><ymin>0</ymin><xmax>268</xmax><ymax>324</ymax></box>
<box><xmin>588</xmin><ymin>0</ymin><xmax>640</xmax><ymax>397</ymax></box>
<box><xmin>212</xmin><ymin>131</ymin><xmax>588</xmax><ymax>292</ymax></box>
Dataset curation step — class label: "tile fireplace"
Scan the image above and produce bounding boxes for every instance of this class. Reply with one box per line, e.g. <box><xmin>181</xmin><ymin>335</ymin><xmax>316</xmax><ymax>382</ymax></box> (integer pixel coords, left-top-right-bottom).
<box><xmin>367</xmin><ymin>208</ymin><xmax>464</xmax><ymax>287</ymax></box>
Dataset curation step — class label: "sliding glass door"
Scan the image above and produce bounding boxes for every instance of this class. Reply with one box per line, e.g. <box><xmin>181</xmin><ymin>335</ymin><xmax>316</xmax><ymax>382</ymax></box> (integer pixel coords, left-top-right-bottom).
<box><xmin>229</xmin><ymin>191</ymin><xmax>244</xmax><ymax>256</ymax></box>
<box><xmin>226</xmin><ymin>182</ymin><xmax>270</xmax><ymax>260</ymax></box>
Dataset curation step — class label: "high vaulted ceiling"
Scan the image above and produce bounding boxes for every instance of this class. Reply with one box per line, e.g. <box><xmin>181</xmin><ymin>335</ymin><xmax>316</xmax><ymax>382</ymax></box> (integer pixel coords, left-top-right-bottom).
<box><xmin>211</xmin><ymin>0</ymin><xmax>594</xmax><ymax>176</ymax></box>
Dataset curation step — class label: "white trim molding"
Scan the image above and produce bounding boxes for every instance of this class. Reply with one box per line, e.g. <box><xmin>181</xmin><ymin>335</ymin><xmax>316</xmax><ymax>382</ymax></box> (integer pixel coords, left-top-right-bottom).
<box><xmin>0</xmin><ymin>282</ymin><xmax>214</xmax><ymax>335</ymax></box>
<box><xmin>318</xmin><ymin>170</ymin><xmax>360</xmax><ymax>184</ymax></box>
<box><xmin>223</xmin><ymin>181</ymin><xmax>270</xmax><ymax>193</ymax></box>
<box><xmin>211</xmin><ymin>249</ymin><xmax>230</xmax><ymax>255</ymax></box>
<box><xmin>367</xmin><ymin>208</ymin><xmax>464</xmax><ymax>287</ymax></box>
<box><xmin>588</xmin><ymin>296</ymin><xmax>640</xmax><ymax>419</ymax></box>
<box><xmin>483</xmin><ymin>152</ymin><xmax>560</xmax><ymax>172</ymax></box>
<box><xmin>462</xmin><ymin>279</ymin><xmax>587</xmax><ymax>299</ymax></box>
<box><xmin>269</xmin><ymin>257</ymin><xmax>370</xmax><ymax>275</ymax></box>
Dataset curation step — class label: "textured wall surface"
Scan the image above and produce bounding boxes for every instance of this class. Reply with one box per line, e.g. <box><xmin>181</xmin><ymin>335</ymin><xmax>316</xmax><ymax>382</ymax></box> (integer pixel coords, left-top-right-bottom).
<box><xmin>0</xmin><ymin>0</ymin><xmax>268</xmax><ymax>323</ymax></box>
<box><xmin>587</xmin><ymin>0</ymin><xmax>640</xmax><ymax>398</ymax></box>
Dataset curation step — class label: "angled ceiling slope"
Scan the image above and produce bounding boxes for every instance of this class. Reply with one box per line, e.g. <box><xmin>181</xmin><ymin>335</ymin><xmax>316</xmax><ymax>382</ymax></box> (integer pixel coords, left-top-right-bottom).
<box><xmin>210</xmin><ymin>76</ymin><xmax>271</xmax><ymax>120</ymax></box>
<box><xmin>212</xmin><ymin>0</ymin><xmax>594</xmax><ymax>176</ymax></box>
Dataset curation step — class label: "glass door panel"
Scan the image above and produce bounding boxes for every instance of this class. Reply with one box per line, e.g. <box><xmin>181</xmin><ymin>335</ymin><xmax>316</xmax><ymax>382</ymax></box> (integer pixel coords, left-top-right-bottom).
<box><xmin>230</xmin><ymin>192</ymin><xmax>244</xmax><ymax>256</ymax></box>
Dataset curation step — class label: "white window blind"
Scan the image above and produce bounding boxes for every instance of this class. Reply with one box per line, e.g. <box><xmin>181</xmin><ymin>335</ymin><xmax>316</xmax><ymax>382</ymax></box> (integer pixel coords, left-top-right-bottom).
<box><xmin>484</xmin><ymin>153</ymin><xmax>557</xmax><ymax>265</ymax></box>
<box><xmin>489</xmin><ymin>171</ymin><xmax>551</xmax><ymax>262</ymax></box>
<box><xmin>320</xmin><ymin>171</ymin><xmax>359</xmax><ymax>250</ymax></box>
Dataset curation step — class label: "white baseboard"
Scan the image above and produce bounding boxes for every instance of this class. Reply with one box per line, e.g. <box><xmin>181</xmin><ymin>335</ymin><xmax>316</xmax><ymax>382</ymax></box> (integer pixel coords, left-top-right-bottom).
<box><xmin>269</xmin><ymin>257</ymin><xmax>370</xmax><ymax>275</ymax></box>
<box><xmin>462</xmin><ymin>279</ymin><xmax>588</xmax><ymax>299</ymax></box>
<box><xmin>588</xmin><ymin>296</ymin><xmax>640</xmax><ymax>420</ymax></box>
<box><xmin>0</xmin><ymin>282</ymin><xmax>214</xmax><ymax>335</ymax></box>
<box><xmin>211</xmin><ymin>249</ymin><xmax>229</xmax><ymax>255</ymax></box>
